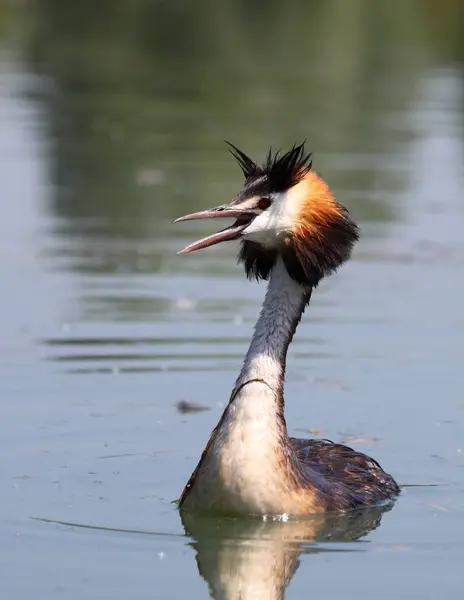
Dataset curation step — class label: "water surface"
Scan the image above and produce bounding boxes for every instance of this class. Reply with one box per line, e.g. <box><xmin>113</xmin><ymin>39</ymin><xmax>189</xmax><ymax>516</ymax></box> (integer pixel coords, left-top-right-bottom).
<box><xmin>1</xmin><ymin>2</ymin><xmax>463</xmax><ymax>598</ymax></box>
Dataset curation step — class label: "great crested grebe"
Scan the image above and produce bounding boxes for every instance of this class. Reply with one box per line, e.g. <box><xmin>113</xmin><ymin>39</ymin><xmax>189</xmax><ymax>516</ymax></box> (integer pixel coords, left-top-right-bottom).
<box><xmin>174</xmin><ymin>142</ymin><xmax>399</xmax><ymax>515</ymax></box>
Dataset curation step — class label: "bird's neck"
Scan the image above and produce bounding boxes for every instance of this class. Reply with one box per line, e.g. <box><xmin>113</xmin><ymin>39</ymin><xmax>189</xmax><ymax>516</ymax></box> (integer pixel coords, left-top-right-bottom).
<box><xmin>179</xmin><ymin>258</ymin><xmax>312</xmax><ymax>513</ymax></box>
<box><xmin>235</xmin><ymin>257</ymin><xmax>312</xmax><ymax>401</ymax></box>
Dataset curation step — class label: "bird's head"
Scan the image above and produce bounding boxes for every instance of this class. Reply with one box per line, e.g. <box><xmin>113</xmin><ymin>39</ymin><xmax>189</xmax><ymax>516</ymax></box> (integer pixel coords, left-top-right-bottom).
<box><xmin>175</xmin><ymin>142</ymin><xmax>359</xmax><ymax>286</ymax></box>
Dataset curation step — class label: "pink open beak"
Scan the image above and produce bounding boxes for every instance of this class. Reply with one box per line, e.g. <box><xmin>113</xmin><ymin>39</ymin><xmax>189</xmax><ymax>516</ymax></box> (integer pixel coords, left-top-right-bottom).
<box><xmin>173</xmin><ymin>205</ymin><xmax>256</xmax><ymax>254</ymax></box>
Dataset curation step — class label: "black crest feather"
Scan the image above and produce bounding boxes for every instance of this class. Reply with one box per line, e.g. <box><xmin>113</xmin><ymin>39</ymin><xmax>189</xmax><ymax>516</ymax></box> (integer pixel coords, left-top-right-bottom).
<box><xmin>225</xmin><ymin>141</ymin><xmax>313</xmax><ymax>193</ymax></box>
<box><xmin>225</xmin><ymin>142</ymin><xmax>258</xmax><ymax>179</ymax></box>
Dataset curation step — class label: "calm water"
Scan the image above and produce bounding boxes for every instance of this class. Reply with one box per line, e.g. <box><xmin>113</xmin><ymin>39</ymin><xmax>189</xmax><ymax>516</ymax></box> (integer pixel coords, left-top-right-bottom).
<box><xmin>1</xmin><ymin>2</ymin><xmax>464</xmax><ymax>598</ymax></box>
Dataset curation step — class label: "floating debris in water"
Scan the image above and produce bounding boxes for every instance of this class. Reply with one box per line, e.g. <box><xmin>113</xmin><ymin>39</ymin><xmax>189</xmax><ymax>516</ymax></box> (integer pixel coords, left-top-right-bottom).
<box><xmin>345</xmin><ymin>437</ymin><xmax>383</xmax><ymax>444</ymax></box>
<box><xmin>295</xmin><ymin>428</ymin><xmax>321</xmax><ymax>435</ymax></box>
<box><xmin>427</xmin><ymin>503</ymin><xmax>449</xmax><ymax>513</ymax></box>
<box><xmin>175</xmin><ymin>400</ymin><xmax>210</xmax><ymax>414</ymax></box>
<box><xmin>383</xmin><ymin>545</ymin><xmax>412</xmax><ymax>552</ymax></box>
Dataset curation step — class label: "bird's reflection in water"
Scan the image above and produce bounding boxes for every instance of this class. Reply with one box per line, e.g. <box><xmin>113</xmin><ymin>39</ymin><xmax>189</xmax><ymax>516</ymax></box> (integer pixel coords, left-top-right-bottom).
<box><xmin>181</xmin><ymin>505</ymin><xmax>392</xmax><ymax>600</ymax></box>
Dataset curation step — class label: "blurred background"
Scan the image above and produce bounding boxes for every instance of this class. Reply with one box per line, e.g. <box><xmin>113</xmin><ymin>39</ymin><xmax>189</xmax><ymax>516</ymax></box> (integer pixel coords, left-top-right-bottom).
<box><xmin>0</xmin><ymin>1</ymin><xmax>463</xmax><ymax>599</ymax></box>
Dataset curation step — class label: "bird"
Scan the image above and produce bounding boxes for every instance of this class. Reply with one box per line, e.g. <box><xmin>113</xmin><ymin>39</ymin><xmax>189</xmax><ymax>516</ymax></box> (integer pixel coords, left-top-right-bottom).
<box><xmin>174</xmin><ymin>142</ymin><xmax>400</xmax><ymax>516</ymax></box>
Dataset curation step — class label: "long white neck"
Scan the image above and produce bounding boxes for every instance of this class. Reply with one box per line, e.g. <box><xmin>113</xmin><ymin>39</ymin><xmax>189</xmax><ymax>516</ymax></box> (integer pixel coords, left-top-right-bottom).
<box><xmin>235</xmin><ymin>257</ymin><xmax>311</xmax><ymax>398</ymax></box>
<box><xmin>179</xmin><ymin>258</ymin><xmax>312</xmax><ymax>514</ymax></box>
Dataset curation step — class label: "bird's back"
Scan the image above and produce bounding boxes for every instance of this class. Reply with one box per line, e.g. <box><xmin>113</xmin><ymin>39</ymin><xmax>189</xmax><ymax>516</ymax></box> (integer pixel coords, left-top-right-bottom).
<box><xmin>290</xmin><ymin>437</ymin><xmax>400</xmax><ymax>511</ymax></box>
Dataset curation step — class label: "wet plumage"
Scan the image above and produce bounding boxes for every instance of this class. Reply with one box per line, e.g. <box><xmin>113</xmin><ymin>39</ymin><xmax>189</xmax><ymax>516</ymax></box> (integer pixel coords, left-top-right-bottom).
<box><xmin>290</xmin><ymin>438</ymin><xmax>400</xmax><ymax>510</ymax></box>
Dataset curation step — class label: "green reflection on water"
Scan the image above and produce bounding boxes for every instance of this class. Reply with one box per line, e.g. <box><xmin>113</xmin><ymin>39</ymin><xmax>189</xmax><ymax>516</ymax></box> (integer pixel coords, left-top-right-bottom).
<box><xmin>20</xmin><ymin>0</ymin><xmax>443</xmax><ymax>244</ymax></box>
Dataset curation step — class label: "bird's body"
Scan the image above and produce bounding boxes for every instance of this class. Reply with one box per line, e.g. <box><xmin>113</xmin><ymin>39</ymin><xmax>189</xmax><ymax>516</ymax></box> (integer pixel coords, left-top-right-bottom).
<box><xmin>175</xmin><ymin>143</ymin><xmax>399</xmax><ymax>516</ymax></box>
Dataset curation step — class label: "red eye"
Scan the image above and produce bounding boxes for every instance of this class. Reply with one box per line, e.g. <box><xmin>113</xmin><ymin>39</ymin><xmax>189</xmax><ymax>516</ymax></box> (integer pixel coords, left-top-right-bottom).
<box><xmin>258</xmin><ymin>197</ymin><xmax>271</xmax><ymax>210</ymax></box>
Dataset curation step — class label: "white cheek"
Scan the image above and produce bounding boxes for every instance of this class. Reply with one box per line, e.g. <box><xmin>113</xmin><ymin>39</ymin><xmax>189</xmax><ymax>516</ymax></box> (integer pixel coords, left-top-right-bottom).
<box><xmin>243</xmin><ymin>192</ymin><xmax>296</xmax><ymax>246</ymax></box>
